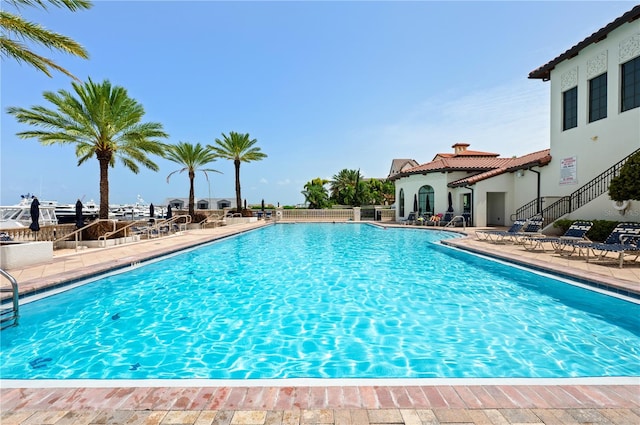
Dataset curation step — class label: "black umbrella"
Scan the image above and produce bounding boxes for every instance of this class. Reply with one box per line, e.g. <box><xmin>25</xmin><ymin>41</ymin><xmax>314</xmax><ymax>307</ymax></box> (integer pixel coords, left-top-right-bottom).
<box><xmin>413</xmin><ymin>194</ymin><xmax>418</xmax><ymax>213</ymax></box>
<box><xmin>166</xmin><ymin>204</ymin><xmax>172</xmax><ymax>219</ymax></box>
<box><xmin>425</xmin><ymin>195</ymin><xmax>431</xmax><ymax>215</ymax></box>
<box><xmin>261</xmin><ymin>198</ymin><xmax>265</xmax><ymax>212</ymax></box>
<box><xmin>75</xmin><ymin>199</ymin><xmax>84</xmax><ymax>228</ymax></box>
<box><xmin>447</xmin><ymin>192</ymin><xmax>454</xmax><ymax>212</ymax></box>
<box><xmin>149</xmin><ymin>203</ymin><xmax>155</xmax><ymax>219</ymax></box>
<box><xmin>29</xmin><ymin>197</ymin><xmax>40</xmax><ymax>232</ymax></box>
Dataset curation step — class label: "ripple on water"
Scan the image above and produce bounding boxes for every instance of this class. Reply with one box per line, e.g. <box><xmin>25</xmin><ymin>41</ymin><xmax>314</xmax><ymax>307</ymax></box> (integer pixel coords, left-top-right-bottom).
<box><xmin>1</xmin><ymin>223</ymin><xmax>639</xmax><ymax>379</ymax></box>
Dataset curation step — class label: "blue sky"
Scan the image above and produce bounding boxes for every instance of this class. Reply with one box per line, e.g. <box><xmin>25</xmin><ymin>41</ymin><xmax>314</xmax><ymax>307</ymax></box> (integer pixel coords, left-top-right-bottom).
<box><xmin>1</xmin><ymin>1</ymin><xmax>636</xmax><ymax>207</ymax></box>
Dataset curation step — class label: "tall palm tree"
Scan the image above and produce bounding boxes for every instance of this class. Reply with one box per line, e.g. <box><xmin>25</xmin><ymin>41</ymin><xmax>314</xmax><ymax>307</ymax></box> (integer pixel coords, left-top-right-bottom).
<box><xmin>165</xmin><ymin>142</ymin><xmax>221</xmax><ymax>218</ymax></box>
<box><xmin>208</xmin><ymin>132</ymin><xmax>267</xmax><ymax>213</ymax></box>
<box><xmin>7</xmin><ymin>78</ymin><xmax>169</xmax><ymax>219</ymax></box>
<box><xmin>1</xmin><ymin>0</ymin><xmax>92</xmax><ymax>80</ymax></box>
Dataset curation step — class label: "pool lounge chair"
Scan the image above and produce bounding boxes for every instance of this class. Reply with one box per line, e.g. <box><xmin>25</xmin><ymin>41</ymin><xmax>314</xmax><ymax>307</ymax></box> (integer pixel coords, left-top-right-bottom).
<box><xmin>402</xmin><ymin>212</ymin><xmax>417</xmax><ymax>225</ymax></box>
<box><xmin>522</xmin><ymin>220</ymin><xmax>593</xmax><ymax>252</ymax></box>
<box><xmin>582</xmin><ymin>223</ymin><xmax>640</xmax><ymax>268</ymax></box>
<box><xmin>509</xmin><ymin>216</ymin><xmax>545</xmax><ymax>244</ymax></box>
<box><xmin>475</xmin><ymin>219</ymin><xmax>527</xmax><ymax>243</ymax></box>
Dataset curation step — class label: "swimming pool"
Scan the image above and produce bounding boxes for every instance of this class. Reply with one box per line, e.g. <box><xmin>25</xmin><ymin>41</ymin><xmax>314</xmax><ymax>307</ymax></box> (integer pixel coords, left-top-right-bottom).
<box><xmin>1</xmin><ymin>223</ymin><xmax>639</xmax><ymax>380</ymax></box>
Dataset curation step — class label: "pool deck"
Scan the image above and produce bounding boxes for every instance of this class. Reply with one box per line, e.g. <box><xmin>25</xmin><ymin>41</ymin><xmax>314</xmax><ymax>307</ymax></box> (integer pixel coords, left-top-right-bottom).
<box><xmin>2</xmin><ymin>221</ymin><xmax>639</xmax><ymax>425</ymax></box>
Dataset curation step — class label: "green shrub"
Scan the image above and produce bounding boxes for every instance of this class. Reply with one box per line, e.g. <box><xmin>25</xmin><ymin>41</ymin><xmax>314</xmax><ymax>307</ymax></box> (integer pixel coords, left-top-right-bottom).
<box><xmin>552</xmin><ymin>219</ymin><xmax>573</xmax><ymax>234</ymax></box>
<box><xmin>587</xmin><ymin>220</ymin><xmax>621</xmax><ymax>242</ymax></box>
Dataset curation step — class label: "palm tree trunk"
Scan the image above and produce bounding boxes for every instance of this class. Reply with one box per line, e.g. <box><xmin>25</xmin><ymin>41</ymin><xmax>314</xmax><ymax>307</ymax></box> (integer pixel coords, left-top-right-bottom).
<box><xmin>234</xmin><ymin>159</ymin><xmax>242</xmax><ymax>213</ymax></box>
<box><xmin>98</xmin><ymin>155</ymin><xmax>110</xmax><ymax>219</ymax></box>
<box><xmin>188</xmin><ymin>170</ymin><xmax>195</xmax><ymax>217</ymax></box>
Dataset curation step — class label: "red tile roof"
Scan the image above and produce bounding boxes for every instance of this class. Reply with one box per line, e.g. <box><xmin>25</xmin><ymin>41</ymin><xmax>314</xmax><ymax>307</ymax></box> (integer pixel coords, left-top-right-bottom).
<box><xmin>449</xmin><ymin>149</ymin><xmax>552</xmax><ymax>187</ymax></box>
<box><xmin>389</xmin><ymin>149</ymin><xmax>552</xmax><ymax>186</ymax></box>
<box><xmin>529</xmin><ymin>5</ymin><xmax>640</xmax><ymax>81</ymax></box>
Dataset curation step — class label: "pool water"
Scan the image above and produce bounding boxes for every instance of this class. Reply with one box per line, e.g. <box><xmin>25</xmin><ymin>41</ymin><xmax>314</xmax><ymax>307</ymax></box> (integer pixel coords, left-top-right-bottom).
<box><xmin>1</xmin><ymin>223</ymin><xmax>639</xmax><ymax>379</ymax></box>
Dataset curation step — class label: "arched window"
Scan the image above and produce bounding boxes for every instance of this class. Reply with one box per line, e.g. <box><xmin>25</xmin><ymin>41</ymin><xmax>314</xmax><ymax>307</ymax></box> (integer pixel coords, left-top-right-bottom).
<box><xmin>418</xmin><ymin>185</ymin><xmax>434</xmax><ymax>216</ymax></box>
<box><xmin>399</xmin><ymin>189</ymin><xmax>405</xmax><ymax>217</ymax></box>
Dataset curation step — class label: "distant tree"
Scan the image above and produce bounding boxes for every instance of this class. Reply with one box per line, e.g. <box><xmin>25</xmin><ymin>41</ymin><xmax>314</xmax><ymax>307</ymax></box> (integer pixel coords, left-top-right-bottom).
<box><xmin>1</xmin><ymin>0</ymin><xmax>92</xmax><ymax>80</ymax></box>
<box><xmin>7</xmin><ymin>78</ymin><xmax>169</xmax><ymax>219</ymax></box>
<box><xmin>302</xmin><ymin>177</ymin><xmax>330</xmax><ymax>209</ymax></box>
<box><xmin>609</xmin><ymin>151</ymin><xmax>640</xmax><ymax>201</ymax></box>
<box><xmin>208</xmin><ymin>132</ymin><xmax>267</xmax><ymax>213</ymax></box>
<box><xmin>165</xmin><ymin>142</ymin><xmax>221</xmax><ymax>218</ymax></box>
<box><xmin>330</xmin><ymin>169</ymin><xmax>363</xmax><ymax>206</ymax></box>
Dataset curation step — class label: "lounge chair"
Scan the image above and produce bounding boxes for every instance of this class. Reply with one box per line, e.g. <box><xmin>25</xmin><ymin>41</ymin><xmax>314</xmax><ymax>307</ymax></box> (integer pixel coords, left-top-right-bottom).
<box><xmin>505</xmin><ymin>216</ymin><xmax>545</xmax><ymax>244</ymax></box>
<box><xmin>521</xmin><ymin>221</ymin><xmax>593</xmax><ymax>252</ymax></box>
<box><xmin>402</xmin><ymin>212</ymin><xmax>417</xmax><ymax>225</ymax></box>
<box><xmin>582</xmin><ymin>223</ymin><xmax>640</xmax><ymax>268</ymax></box>
<box><xmin>475</xmin><ymin>219</ymin><xmax>527</xmax><ymax>242</ymax></box>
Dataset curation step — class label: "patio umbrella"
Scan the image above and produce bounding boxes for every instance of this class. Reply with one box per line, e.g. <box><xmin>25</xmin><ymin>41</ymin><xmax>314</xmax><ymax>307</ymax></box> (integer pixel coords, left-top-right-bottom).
<box><xmin>425</xmin><ymin>195</ymin><xmax>431</xmax><ymax>215</ymax></box>
<box><xmin>149</xmin><ymin>203</ymin><xmax>155</xmax><ymax>219</ymax></box>
<box><xmin>413</xmin><ymin>194</ymin><xmax>418</xmax><ymax>213</ymax></box>
<box><xmin>75</xmin><ymin>199</ymin><xmax>84</xmax><ymax>228</ymax></box>
<box><xmin>261</xmin><ymin>198</ymin><xmax>265</xmax><ymax>212</ymax></box>
<box><xmin>166</xmin><ymin>204</ymin><xmax>172</xmax><ymax>219</ymax></box>
<box><xmin>447</xmin><ymin>192</ymin><xmax>454</xmax><ymax>212</ymax></box>
<box><xmin>29</xmin><ymin>197</ymin><xmax>40</xmax><ymax>233</ymax></box>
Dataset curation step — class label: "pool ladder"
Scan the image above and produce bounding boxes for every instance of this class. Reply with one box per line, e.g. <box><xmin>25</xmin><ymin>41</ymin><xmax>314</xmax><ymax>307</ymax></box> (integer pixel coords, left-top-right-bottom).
<box><xmin>0</xmin><ymin>268</ymin><xmax>19</xmax><ymax>329</ymax></box>
<box><xmin>443</xmin><ymin>215</ymin><xmax>466</xmax><ymax>230</ymax></box>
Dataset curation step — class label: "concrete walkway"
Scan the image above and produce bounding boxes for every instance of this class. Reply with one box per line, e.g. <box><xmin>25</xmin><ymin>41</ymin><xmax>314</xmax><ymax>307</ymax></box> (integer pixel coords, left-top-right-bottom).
<box><xmin>1</xmin><ymin>221</ymin><xmax>639</xmax><ymax>424</ymax></box>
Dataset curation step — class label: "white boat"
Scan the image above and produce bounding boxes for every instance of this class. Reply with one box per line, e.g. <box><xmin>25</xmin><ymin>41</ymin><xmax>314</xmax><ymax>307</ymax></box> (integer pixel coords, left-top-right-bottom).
<box><xmin>109</xmin><ymin>195</ymin><xmax>152</xmax><ymax>220</ymax></box>
<box><xmin>54</xmin><ymin>199</ymin><xmax>102</xmax><ymax>224</ymax></box>
<box><xmin>0</xmin><ymin>195</ymin><xmax>58</xmax><ymax>230</ymax></box>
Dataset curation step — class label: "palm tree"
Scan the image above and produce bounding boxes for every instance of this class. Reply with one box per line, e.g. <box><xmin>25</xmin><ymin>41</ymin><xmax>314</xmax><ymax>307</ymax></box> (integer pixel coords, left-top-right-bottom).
<box><xmin>302</xmin><ymin>177</ymin><xmax>330</xmax><ymax>209</ymax></box>
<box><xmin>7</xmin><ymin>78</ymin><xmax>169</xmax><ymax>219</ymax></box>
<box><xmin>1</xmin><ymin>0</ymin><xmax>92</xmax><ymax>80</ymax></box>
<box><xmin>165</xmin><ymin>142</ymin><xmax>221</xmax><ymax>218</ymax></box>
<box><xmin>208</xmin><ymin>132</ymin><xmax>267</xmax><ymax>214</ymax></box>
<box><xmin>330</xmin><ymin>169</ymin><xmax>363</xmax><ymax>206</ymax></box>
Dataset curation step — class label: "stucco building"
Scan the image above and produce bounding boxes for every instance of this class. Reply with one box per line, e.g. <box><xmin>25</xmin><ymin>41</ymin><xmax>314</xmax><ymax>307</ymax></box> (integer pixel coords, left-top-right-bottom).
<box><xmin>392</xmin><ymin>5</ymin><xmax>639</xmax><ymax>227</ymax></box>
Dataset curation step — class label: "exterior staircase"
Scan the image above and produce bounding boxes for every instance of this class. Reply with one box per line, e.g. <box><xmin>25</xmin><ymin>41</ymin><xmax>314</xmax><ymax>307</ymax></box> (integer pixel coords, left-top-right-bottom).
<box><xmin>515</xmin><ymin>148</ymin><xmax>639</xmax><ymax>227</ymax></box>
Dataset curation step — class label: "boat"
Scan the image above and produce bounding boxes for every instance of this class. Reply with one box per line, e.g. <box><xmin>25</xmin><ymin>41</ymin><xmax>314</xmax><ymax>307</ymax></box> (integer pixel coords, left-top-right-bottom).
<box><xmin>54</xmin><ymin>199</ymin><xmax>102</xmax><ymax>224</ymax></box>
<box><xmin>0</xmin><ymin>194</ymin><xmax>58</xmax><ymax>230</ymax></box>
<box><xmin>109</xmin><ymin>195</ymin><xmax>152</xmax><ymax>220</ymax></box>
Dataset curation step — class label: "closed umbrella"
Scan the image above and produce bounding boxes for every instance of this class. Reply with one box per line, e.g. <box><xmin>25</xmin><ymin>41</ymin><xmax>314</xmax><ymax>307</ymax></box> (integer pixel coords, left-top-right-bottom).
<box><xmin>413</xmin><ymin>194</ymin><xmax>418</xmax><ymax>213</ymax></box>
<box><xmin>75</xmin><ymin>199</ymin><xmax>84</xmax><ymax>228</ymax></box>
<box><xmin>149</xmin><ymin>203</ymin><xmax>154</xmax><ymax>218</ymax></box>
<box><xmin>425</xmin><ymin>195</ymin><xmax>431</xmax><ymax>216</ymax></box>
<box><xmin>261</xmin><ymin>198</ymin><xmax>265</xmax><ymax>212</ymax></box>
<box><xmin>166</xmin><ymin>204</ymin><xmax>172</xmax><ymax>219</ymax></box>
<box><xmin>447</xmin><ymin>192</ymin><xmax>454</xmax><ymax>212</ymax></box>
<box><xmin>29</xmin><ymin>197</ymin><xmax>40</xmax><ymax>233</ymax></box>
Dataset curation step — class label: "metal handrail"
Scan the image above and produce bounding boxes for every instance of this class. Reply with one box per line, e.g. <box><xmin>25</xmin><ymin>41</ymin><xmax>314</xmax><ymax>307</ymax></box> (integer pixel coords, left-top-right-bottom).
<box><xmin>0</xmin><ymin>268</ymin><xmax>19</xmax><ymax>329</ymax></box>
<box><xmin>98</xmin><ymin>219</ymin><xmax>148</xmax><ymax>247</ymax></box>
<box><xmin>443</xmin><ymin>215</ymin><xmax>466</xmax><ymax>231</ymax></box>
<box><xmin>51</xmin><ymin>219</ymin><xmax>116</xmax><ymax>251</ymax></box>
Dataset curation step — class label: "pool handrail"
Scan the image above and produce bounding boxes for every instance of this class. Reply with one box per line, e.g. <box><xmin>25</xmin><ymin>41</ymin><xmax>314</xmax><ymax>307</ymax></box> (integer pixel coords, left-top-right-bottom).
<box><xmin>0</xmin><ymin>268</ymin><xmax>19</xmax><ymax>329</ymax></box>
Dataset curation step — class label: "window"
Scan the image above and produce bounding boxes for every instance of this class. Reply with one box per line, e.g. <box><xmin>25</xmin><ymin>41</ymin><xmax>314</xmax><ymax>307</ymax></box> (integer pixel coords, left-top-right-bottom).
<box><xmin>563</xmin><ymin>86</ymin><xmax>578</xmax><ymax>130</ymax></box>
<box><xmin>589</xmin><ymin>73</ymin><xmax>607</xmax><ymax>122</ymax></box>
<box><xmin>621</xmin><ymin>56</ymin><xmax>640</xmax><ymax>112</ymax></box>
<box><xmin>418</xmin><ymin>185</ymin><xmax>434</xmax><ymax>216</ymax></box>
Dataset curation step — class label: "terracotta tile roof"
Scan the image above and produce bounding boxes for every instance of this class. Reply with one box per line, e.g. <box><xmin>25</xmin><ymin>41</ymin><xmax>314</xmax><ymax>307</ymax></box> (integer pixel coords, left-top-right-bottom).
<box><xmin>448</xmin><ymin>149</ymin><xmax>552</xmax><ymax>187</ymax></box>
<box><xmin>529</xmin><ymin>5</ymin><xmax>640</xmax><ymax>80</ymax></box>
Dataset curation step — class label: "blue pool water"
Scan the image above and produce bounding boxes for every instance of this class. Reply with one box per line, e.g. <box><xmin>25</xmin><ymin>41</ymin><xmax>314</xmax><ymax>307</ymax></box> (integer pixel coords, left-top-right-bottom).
<box><xmin>1</xmin><ymin>223</ymin><xmax>639</xmax><ymax>380</ymax></box>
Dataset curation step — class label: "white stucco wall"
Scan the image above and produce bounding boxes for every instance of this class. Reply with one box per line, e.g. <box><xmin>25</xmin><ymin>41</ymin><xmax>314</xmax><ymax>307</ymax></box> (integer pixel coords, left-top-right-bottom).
<box><xmin>540</xmin><ymin>24</ymin><xmax>640</xmax><ymax>221</ymax></box>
